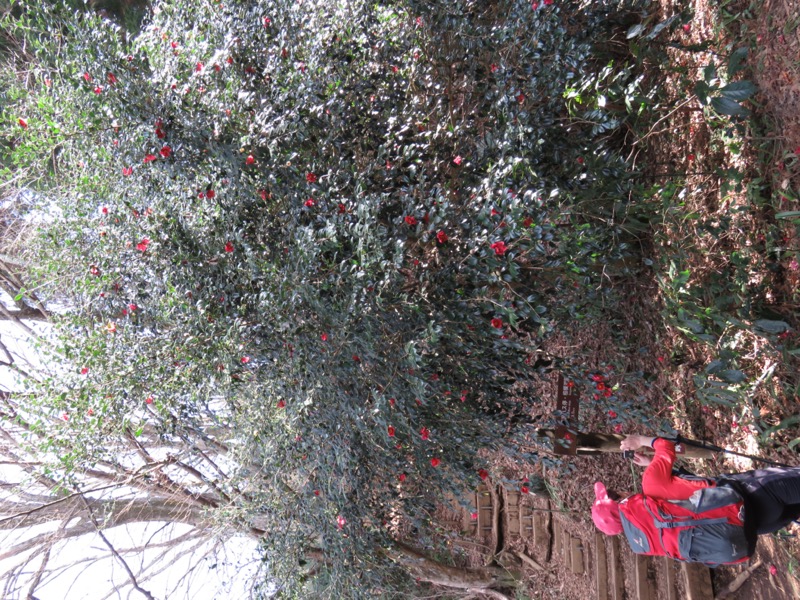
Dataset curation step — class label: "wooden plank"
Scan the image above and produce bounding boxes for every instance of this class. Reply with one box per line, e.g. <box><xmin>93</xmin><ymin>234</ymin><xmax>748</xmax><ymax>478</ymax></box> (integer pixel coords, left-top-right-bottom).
<box><xmin>570</xmin><ymin>536</ymin><xmax>584</xmax><ymax>575</ymax></box>
<box><xmin>506</xmin><ymin>490</ymin><xmax>521</xmax><ymax>538</ymax></box>
<box><xmin>595</xmin><ymin>532</ymin><xmax>609</xmax><ymax>600</ymax></box>
<box><xmin>553</xmin><ymin>520</ymin><xmax>562</xmax><ymax>557</ymax></box>
<box><xmin>563</xmin><ymin>531</ymin><xmax>572</xmax><ymax>571</ymax></box>
<box><xmin>634</xmin><ymin>555</ymin><xmax>651</xmax><ymax>600</ymax></box>
<box><xmin>609</xmin><ymin>536</ymin><xmax>625</xmax><ymax>600</ymax></box>
<box><xmin>663</xmin><ymin>557</ymin><xmax>677</xmax><ymax>600</ymax></box>
<box><xmin>533</xmin><ymin>502</ymin><xmax>552</xmax><ymax>560</ymax></box>
<box><xmin>682</xmin><ymin>563</ymin><xmax>714</xmax><ymax>600</ymax></box>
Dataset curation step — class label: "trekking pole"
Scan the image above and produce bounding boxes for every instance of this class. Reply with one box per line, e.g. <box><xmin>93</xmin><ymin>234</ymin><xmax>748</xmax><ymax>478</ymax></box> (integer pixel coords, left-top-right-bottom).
<box><xmin>669</xmin><ymin>434</ymin><xmax>796</xmax><ymax>468</ymax></box>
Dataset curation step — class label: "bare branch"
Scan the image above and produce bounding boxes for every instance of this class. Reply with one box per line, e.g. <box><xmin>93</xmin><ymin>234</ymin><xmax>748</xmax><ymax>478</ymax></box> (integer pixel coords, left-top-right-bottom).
<box><xmin>78</xmin><ymin>493</ymin><xmax>157</xmax><ymax>600</ymax></box>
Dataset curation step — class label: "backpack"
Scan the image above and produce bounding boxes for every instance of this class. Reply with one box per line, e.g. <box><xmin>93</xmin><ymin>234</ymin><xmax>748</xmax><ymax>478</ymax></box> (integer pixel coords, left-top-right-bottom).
<box><xmin>618</xmin><ymin>485</ymin><xmax>751</xmax><ymax>567</ymax></box>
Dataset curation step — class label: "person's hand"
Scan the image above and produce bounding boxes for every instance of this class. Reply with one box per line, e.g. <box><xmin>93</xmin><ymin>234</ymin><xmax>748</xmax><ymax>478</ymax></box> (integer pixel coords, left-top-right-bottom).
<box><xmin>620</xmin><ymin>434</ymin><xmax>654</xmax><ymax>451</ymax></box>
<box><xmin>632</xmin><ymin>452</ymin><xmax>652</xmax><ymax>467</ymax></box>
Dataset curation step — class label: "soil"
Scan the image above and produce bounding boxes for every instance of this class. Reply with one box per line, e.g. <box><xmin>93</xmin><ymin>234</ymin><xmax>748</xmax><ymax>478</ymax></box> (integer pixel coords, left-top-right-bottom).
<box><xmin>506</xmin><ymin>0</ymin><xmax>800</xmax><ymax>597</ymax></box>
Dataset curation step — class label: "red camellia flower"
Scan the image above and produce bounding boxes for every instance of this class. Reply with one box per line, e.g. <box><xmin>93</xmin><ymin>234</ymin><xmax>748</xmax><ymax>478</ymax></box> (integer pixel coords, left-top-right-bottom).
<box><xmin>521</xmin><ymin>485</ymin><xmax>529</xmax><ymax>494</ymax></box>
<box><xmin>87</xmin><ymin>408</ymin><xmax>94</xmax><ymax>416</ymax></box>
<box><xmin>101</xmin><ymin>206</ymin><xmax>109</xmax><ymax>215</ymax></box>
<box><xmin>387</xmin><ymin>425</ymin><xmax>395</xmax><ymax>437</ymax></box>
<box><xmin>277</xmin><ymin>399</ymin><xmax>286</xmax><ymax>408</ymax></box>
<box><xmin>128</xmin><ymin>303</ymin><xmax>138</xmax><ymax>311</ymax></box>
<box><xmin>490</xmin><ymin>63</ymin><xmax>499</xmax><ymax>73</ymax></box>
<box><xmin>62</xmin><ymin>412</ymin><xmax>69</xmax><ymax>421</ymax></box>
<box><xmin>93</xmin><ymin>86</ymin><xmax>103</xmax><ymax>94</ymax></box>
<box><xmin>206</xmin><ymin>189</ymin><xmax>215</xmax><ymax>199</ymax></box>
<box><xmin>263</xmin><ymin>16</ymin><xmax>271</xmax><ymax>27</ymax></box>
<box><xmin>106</xmin><ymin>72</ymin><xmax>117</xmax><ymax>85</ymax></box>
<box><xmin>436</xmin><ymin>230</ymin><xmax>448</xmax><ymax>244</ymax></box>
<box><xmin>398</xmin><ymin>473</ymin><xmax>406</xmax><ymax>482</ymax></box>
<box><xmin>404</xmin><ymin>215</ymin><xmax>417</xmax><ymax>226</ymax></box>
<box><xmin>304</xmin><ymin>198</ymin><xmax>315</xmax><ymax>207</ymax></box>
<box><xmin>336</xmin><ymin>515</ymin><xmax>346</xmax><ymax>530</ymax></box>
<box><xmin>478</xmin><ymin>469</ymin><xmax>488</xmax><ymax>480</ymax></box>
<box><xmin>430</xmin><ymin>457</ymin><xmax>440</xmax><ymax>467</ymax></box>
<box><xmin>136</xmin><ymin>238</ymin><xmax>150</xmax><ymax>252</ymax></box>
<box><xmin>18</xmin><ymin>118</ymin><xmax>27</xmax><ymax>128</ymax></box>
<box><xmin>241</xmin><ymin>356</ymin><xmax>250</xmax><ymax>364</ymax></box>
<box><xmin>143</xmin><ymin>154</ymin><xmax>157</xmax><ymax>163</ymax></box>
<box><xmin>195</xmin><ymin>62</ymin><xmax>203</xmax><ymax>72</ymax></box>
<box><xmin>83</xmin><ymin>72</ymin><xmax>92</xmax><ymax>82</ymax></box>
<box><xmin>389</xmin><ymin>398</ymin><xmax>396</xmax><ymax>407</ymax></box>
<box><xmin>245</xmin><ymin>154</ymin><xmax>255</xmax><ymax>165</ymax></box>
<box><xmin>81</xmin><ymin>367</ymin><xmax>89</xmax><ymax>375</ymax></box>
<box><xmin>145</xmin><ymin>396</ymin><xmax>153</xmax><ymax>404</ymax></box>
<box><xmin>306</xmin><ymin>172</ymin><xmax>317</xmax><ymax>183</ymax></box>
<box><xmin>420</xmin><ymin>427</ymin><xmax>430</xmax><ymax>441</ymax></box>
<box><xmin>490</xmin><ymin>240</ymin><xmax>507</xmax><ymax>256</ymax></box>
<box><xmin>337</xmin><ymin>203</ymin><xmax>347</xmax><ymax>214</ymax></box>
<box><xmin>225</xmin><ymin>241</ymin><xmax>234</xmax><ymax>253</ymax></box>
<box><xmin>491</xmin><ymin>317</ymin><xmax>503</xmax><ymax>329</ymax></box>
<box><xmin>159</xmin><ymin>145</ymin><xmax>171</xmax><ymax>158</ymax></box>
<box><xmin>516</xmin><ymin>92</ymin><xmax>525</xmax><ymax>103</ymax></box>
<box><xmin>320</xmin><ymin>333</ymin><xmax>328</xmax><ymax>341</ymax></box>
<box><xmin>608</xmin><ymin>410</ymin><xmax>617</xmax><ymax>419</ymax></box>
<box><xmin>106</xmin><ymin>322</ymin><xmax>116</xmax><ymax>334</ymax></box>
<box><xmin>122</xmin><ymin>167</ymin><xmax>133</xmax><ymax>176</ymax></box>
<box><xmin>453</xmin><ymin>155</ymin><xmax>463</xmax><ymax>165</ymax></box>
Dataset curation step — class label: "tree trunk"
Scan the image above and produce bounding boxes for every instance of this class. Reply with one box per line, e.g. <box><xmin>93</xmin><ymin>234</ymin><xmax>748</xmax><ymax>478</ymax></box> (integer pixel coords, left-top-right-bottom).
<box><xmin>387</xmin><ymin>541</ymin><xmax>518</xmax><ymax>591</ymax></box>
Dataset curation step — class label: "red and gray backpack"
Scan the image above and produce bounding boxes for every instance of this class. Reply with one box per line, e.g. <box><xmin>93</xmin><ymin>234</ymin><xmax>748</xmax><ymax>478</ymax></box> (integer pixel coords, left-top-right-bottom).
<box><xmin>618</xmin><ymin>486</ymin><xmax>751</xmax><ymax>567</ymax></box>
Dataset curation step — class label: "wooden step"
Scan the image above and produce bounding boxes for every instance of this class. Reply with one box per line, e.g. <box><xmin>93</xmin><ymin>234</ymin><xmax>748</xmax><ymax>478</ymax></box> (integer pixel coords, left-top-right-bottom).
<box><xmin>682</xmin><ymin>562</ymin><xmax>714</xmax><ymax>600</ymax></box>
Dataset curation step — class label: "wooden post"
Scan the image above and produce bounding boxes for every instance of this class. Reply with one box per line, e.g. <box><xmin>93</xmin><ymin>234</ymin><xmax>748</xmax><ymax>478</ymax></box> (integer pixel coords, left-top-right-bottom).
<box><xmin>595</xmin><ymin>532</ymin><xmax>609</xmax><ymax>600</ymax></box>
<box><xmin>663</xmin><ymin>557</ymin><xmax>677</xmax><ymax>600</ymax></box>
<box><xmin>634</xmin><ymin>555</ymin><xmax>651</xmax><ymax>600</ymax></box>
<box><xmin>570</xmin><ymin>536</ymin><xmax>584</xmax><ymax>575</ymax></box>
<box><xmin>609</xmin><ymin>536</ymin><xmax>625</xmax><ymax>600</ymax></box>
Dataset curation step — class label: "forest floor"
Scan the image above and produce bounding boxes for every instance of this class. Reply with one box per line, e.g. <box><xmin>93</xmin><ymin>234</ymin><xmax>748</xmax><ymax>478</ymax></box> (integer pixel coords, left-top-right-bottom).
<box><xmin>511</xmin><ymin>0</ymin><xmax>800</xmax><ymax>598</ymax></box>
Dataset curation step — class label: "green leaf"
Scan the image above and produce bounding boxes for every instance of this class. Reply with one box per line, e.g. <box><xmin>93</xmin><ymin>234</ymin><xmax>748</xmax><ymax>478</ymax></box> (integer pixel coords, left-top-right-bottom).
<box><xmin>719</xmin><ymin>81</ymin><xmax>756</xmax><ymax>101</ymax></box>
<box><xmin>727</xmin><ymin>47</ymin><xmax>748</xmax><ymax>76</ymax></box>
<box><xmin>718</xmin><ymin>369</ymin><xmax>747</xmax><ymax>384</ymax></box>
<box><xmin>753</xmin><ymin>319</ymin><xmax>790</xmax><ymax>334</ymax></box>
<box><xmin>710</xmin><ymin>96</ymin><xmax>749</xmax><ymax>117</ymax></box>
<box><xmin>626</xmin><ymin>23</ymin><xmax>645</xmax><ymax>39</ymax></box>
<box><xmin>776</xmin><ymin>211</ymin><xmax>800</xmax><ymax>219</ymax></box>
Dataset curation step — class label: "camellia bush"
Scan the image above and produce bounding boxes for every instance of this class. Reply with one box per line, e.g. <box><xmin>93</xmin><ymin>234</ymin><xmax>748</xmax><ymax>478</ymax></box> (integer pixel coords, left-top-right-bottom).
<box><xmin>1</xmin><ymin>0</ymin><xmax>652</xmax><ymax>596</ymax></box>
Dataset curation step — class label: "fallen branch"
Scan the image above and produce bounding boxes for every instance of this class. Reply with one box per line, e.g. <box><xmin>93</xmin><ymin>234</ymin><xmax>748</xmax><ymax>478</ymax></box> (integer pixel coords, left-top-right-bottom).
<box><xmin>465</xmin><ymin>588</ymin><xmax>513</xmax><ymax>600</ymax></box>
<box><xmin>513</xmin><ymin>551</ymin><xmax>546</xmax><ymax>572</ymax></box>
<box><xmin>714</xmin><ymin>560</ymin><xmax>762</xmax><ymax>600</ymax></box>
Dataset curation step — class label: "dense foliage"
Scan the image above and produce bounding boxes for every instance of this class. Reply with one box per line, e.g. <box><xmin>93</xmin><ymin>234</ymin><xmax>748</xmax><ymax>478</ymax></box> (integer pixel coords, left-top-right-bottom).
<box><xmin>1</xmin><ymin>0</ymin><xmax>668</xmax><ymax>596</ymax></box>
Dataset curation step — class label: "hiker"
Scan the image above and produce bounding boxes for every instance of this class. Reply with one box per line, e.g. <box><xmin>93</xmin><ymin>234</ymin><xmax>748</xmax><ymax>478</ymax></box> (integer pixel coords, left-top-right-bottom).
<box><xmin>591</xmin><ymin>433</ymin><xmax>800</xmax><ymax>565</ymax></box>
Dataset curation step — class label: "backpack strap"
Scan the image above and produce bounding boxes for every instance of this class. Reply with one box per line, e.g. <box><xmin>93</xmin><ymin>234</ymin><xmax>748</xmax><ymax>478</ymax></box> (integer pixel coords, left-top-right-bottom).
<box><xmin>654</xmin><ymin>517</ymin><xmax>729</xmax><ymax>529</ymax></box>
